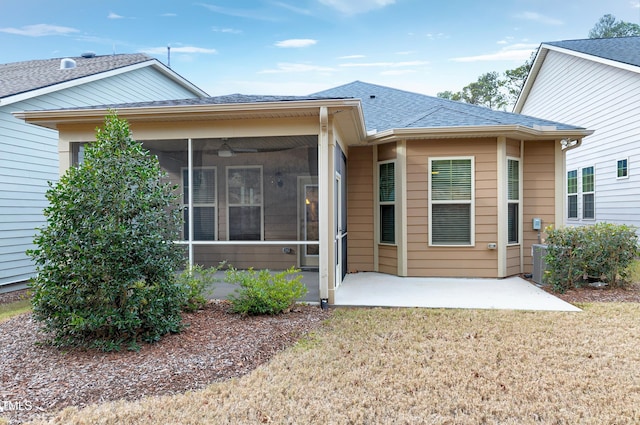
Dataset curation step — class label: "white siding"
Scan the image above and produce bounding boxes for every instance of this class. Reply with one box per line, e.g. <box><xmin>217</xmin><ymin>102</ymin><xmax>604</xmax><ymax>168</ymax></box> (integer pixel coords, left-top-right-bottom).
<box><xmin>520</xmin><ymin>50</ymin><xmax>640</xmax><ymax>229</ymax></box>
<box><xmin>0</xmin><ymin>66</ymin><xmax>200</xmax><ymax>288</ymax></box>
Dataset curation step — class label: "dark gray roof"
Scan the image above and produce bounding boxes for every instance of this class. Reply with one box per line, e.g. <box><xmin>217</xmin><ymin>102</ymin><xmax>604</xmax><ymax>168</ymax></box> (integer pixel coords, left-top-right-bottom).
<box><xmin>77</xmin><ymin>93</ymin><xmax>346</xmax><ymax>110</ymax></box>
<box><xmin>545</xmin><ymin>36</ymin><xmax>640</xmax><ymax>68</ymax></box>
<box><xmin>0</xmin><ymin>54</ymin><xmax>155</xmax><ymax>99</ymax></box>
<box><xmin>311</xmin><ymin>81</ymin><xmax>583</xmax><ymax>132</ymax></box>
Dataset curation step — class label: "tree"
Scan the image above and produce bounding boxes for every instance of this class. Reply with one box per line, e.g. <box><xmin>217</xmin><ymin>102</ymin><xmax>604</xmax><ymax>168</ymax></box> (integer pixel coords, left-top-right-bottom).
<box><xmin>589</xmin><ymin>14</ymin><xmax>640</xmax><ymax>38</ymax></box>
<box><xmin>28</xmin><ymin>112</ymin><xmax>186</xmax><ymax>351</ymax></box>
<box><xmin>436</xmin><ymin>90</ymin><xmax>461</xmax><ymax>101</ymax></box>
<box><xmin>460</xmin><ymin>72</ymin><xmax>507</xmax><ymax>110</ymax></box>
<box><xmin>503</xmin><ymin>53</ymin><xmax>534</xmax><ymax>106</ymax></box>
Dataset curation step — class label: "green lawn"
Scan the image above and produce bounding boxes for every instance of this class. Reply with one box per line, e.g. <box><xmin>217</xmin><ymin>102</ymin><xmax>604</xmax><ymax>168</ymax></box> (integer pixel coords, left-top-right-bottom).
<box><xmin>34</xmin><ymin>302</ymin><xmax>640</xmax><ymax>425</ymax></box>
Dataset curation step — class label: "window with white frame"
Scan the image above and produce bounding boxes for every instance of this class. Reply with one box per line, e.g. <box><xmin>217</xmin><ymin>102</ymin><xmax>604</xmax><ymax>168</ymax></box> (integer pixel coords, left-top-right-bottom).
<box><xmin>567</xmin><ymin>170</ymin><xmax>578</xmax><ymax>219</ymax></box>
<box><xmin>183</xmin><ymin>167</ymin><xmax>217</xmax><ymax>241</ymax></box>
<box><xmin>617</xmin><ymin>159</ymin><xmax>629</xmax><ymax>179</ymax></box>
<box><xmin>507</xmin><ymin>158</ymin><xmax>520</xmax><ymax>244</ymax></box>
<box><xmin>379</xmin><ymin>161</ymin><xmax>395</xmax><ymax>244</ymax></box>
<box><xmin>582</xmin><ymin>166</ymin><xmax>595</xmax><ymax>219</ymax></box>
<box><xmin>429</xmin><ymin>157</ymin><xmax>474</xmax><ymax>246</ymax></box>
<box><xmin>227</xmin><ymin>166</ymin><xmax>262</xmax><ymax>240</ymax></box>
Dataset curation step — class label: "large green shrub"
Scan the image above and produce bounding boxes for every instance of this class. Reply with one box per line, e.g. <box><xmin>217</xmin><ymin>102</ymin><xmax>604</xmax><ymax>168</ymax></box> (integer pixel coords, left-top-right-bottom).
<box><xmin>225</xmin><ymin>266</ymin><xmax>307</xmax><ymax>315</ymax></box>
<box><xmin>27</xmin><ymin>112</ymin><xmax>186</xmax><ymax>351</ymax></box>
<box><xmin>545</xmin><ymin>223</ymin><xmax>639</xmax><ymax>293</ymax></box>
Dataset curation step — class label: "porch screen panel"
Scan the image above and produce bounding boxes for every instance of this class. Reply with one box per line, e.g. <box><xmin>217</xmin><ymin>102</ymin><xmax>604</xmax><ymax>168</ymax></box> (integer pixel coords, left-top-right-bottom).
<box><xmin>430</xmin><ymin>158</ymin><xmax>473</xmax><ymax>245</ymax></box>
<box><xmin>182</xmin><ymin>167</ymin><xmax>216</xmax><ymax>240</ymax></box>
<box><xmin>227</xmin><ymin>166</ymin><xmax>262</xmax><ymax>240</ymax></box>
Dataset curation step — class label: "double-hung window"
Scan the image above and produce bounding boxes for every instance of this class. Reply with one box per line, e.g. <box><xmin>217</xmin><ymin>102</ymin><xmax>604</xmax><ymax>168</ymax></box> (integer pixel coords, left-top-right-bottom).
<box><xmin>617</xmin><ymin>159</ymin><xmax>629</xmax><ymax>179</ymax></box>
<box><xmin>227</xmin><ymin>166</ymin><xmax>263</xmax><ymax>240</ymax></box>
<box><xmin>567</xmin><ymin>170</ymin><xmax>578</xmax><ymax>219</ymax></box>
<box><xmin>378</xmin><ymin>161</ymin><xmax>395</xmax><ymax>244</ymax></box>
<box><xmin>429</xmin><ymin>157</ymin><xmax>474</xmax><ymax>246</ymax></box>
<box><xmin>582</xmin><ymin>166</ymin><xmax>595</xmax><ymax>219</ymax></box>
<box><xmin>183</xmin><ymin>167</ymin><xmax>217</xmax><ymax>240</ymax></box>
<box><xmin>507</xmin><ymin>158</ymin><xmax>520</xmax><ymax>244</ymax></box>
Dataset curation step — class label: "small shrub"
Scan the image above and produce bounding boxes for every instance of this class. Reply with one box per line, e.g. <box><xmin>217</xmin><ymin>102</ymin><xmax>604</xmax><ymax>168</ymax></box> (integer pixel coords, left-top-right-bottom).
<box><xmin>225</xmin><ymin>266</ymin><xmax>307</xmax><ymax>315</ymax></box>
<box><xmin>176</xmin><ymin>263</ymin><xmax>223</xmax><ymax>312</ymax></box>
<box><xmin>545</xmin><ymin>223</ymin><xmax>639</xmax><ymax>292</ymax></box>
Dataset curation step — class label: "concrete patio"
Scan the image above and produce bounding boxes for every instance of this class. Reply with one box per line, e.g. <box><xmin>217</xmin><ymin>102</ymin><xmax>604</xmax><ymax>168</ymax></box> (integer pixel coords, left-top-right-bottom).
<box><xmin>209</xmin><ymin>270</ymin><xmax>579</xmax><ymax>312</ymax></box>
<box><xmin>334</xmin><ymin>272</ymin><xmax>580</xmax><ymax>312</ymax></box>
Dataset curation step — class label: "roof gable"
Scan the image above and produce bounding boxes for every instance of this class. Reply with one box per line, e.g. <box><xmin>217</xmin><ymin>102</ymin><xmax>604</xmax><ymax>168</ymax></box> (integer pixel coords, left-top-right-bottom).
<box><xmin>0</xmin><ymin>54</ymin><xmax>207</xmax><ymax>102</ymax></box>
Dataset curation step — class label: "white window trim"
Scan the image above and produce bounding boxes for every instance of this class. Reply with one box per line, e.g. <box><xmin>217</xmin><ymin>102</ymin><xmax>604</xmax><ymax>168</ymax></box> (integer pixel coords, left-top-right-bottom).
<box><xmin>507</xmin><ymin>157</ymin><xmax>521</xmax><ymax>246</ymax></box>
<box><xmin>182</xmin><ymin>166</ymin><xmax>218</xmax><ymax>241</ymax></box>
<box><xmin>225</xmin><ymin>165</ymin><xmax>264</xmax><ymax>241</ymax></box>
<box><xmin>377</xmin><ymin>159</ymin><xmax>397</xmax><ymax>246</ymax></box>
<box><xmin>567</xmin><ymin>169</ymin><xmax>578</xmax><ymax>220</ymax></box>
<box><xmin>617</xmin><ymin>158</ymin><xmax>629</xmax><ymax>180</ymax></box>
<box><xmin>582</xmin><ymin>165</ymin><xmax>595</xmax><ymax>221</ymax></box>
<box><xmin>428</xmin><ymin>156</ymin><xmax>475</xmax><ymax>247</ymax></box>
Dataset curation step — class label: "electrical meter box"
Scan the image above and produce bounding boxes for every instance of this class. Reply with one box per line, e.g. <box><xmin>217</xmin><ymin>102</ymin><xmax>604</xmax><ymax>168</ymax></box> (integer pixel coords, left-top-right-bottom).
<box><xmin>532</xmin><ymin>218</ymin><xmax>542</xmax><ymax>230</ymax></box>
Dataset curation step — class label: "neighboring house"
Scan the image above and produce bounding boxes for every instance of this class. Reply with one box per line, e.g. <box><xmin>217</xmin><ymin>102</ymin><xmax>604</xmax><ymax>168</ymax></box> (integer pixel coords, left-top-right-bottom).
<box><xmin>515</xmin><ymin>37</ymin><xmax>640</xmax><ymax>230</ymax></box>
<box><xmin>0</xmin><ymin>53</ymin><xmax>208</xmax><ymax>291</ymax></box>
<box><xmin>16</xmin><ymin>81</ymin><xmax>591</xmax><ymax>303</ymax></box>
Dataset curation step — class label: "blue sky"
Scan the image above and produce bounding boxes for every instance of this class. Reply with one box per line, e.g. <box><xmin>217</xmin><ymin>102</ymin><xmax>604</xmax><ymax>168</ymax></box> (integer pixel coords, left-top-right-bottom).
<box><xmin>2</xmin><ymin>0</ymin><xmax>640</xmax><ymax>96</ymax></box>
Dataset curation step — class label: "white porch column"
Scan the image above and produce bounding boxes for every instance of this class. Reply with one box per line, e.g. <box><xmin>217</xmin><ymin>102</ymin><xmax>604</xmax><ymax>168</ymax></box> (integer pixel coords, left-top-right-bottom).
<box><xmin>496</xmin><ymin>136</ymin><xmax>507</xmax><ymax>278</ymax></box>
<box><xmin>318</xmin><ymin>107</ymin><xmax>330</xmax><ymax>303</ymax></box>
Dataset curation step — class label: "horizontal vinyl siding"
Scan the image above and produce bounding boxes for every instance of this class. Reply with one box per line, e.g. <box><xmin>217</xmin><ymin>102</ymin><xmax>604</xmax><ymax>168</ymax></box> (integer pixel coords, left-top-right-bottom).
<box><xmin>378</xmin><ymin>245</ymin><xmax>397</xmax><ymax>275</ymax></box>
<box><xmin>506</xmin><ymin>245</ymin><xmax>521</xmax><ymax>276</ymax></box>
<box><xmin>0</xmin><ymin>66</ymin><xmax>201</xmax><ymax>286</ymax></box>
<box><xmin>522</xmin><ymin>140</ymin><xmax>556</xmax><ymax>274</ymax></box>
<box><xmin>347</xmin><ymin>146</ymin><xmax>374</xmax><ymax>272</ymax></box>
<box><xmin>520</xmin><ymin>50</ymin><xmax>640</xmax><ymax>229</ymax></box>
<box><xmin>406</xmin><ymin>139</ymin><xmax>499</xmax><ymax>278</ymax></box>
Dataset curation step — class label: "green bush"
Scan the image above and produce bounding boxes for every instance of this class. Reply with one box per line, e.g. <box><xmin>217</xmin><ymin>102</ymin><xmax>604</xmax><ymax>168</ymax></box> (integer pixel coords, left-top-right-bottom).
<box><xmin>545</xmin><ymin>223</ymin><xmax>639</xmax><ymax>293</ymax></box>
<box><xmin>176</xmin><ymin>263</ymin><xmax>223</xmax><ymax>312</ymax></box>
<box><xmin>27</xmin><ymin>112</ymin><xmax>186</xmax><ymax>351</ymax></box>
<box><xmin>225</xmin><ymin>266</ymin><xmax>307</xmax><ymax>315</ymax></box>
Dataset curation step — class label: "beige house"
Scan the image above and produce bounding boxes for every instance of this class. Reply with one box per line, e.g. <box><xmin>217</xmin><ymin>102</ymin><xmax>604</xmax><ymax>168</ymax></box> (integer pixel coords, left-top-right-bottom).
<box><xmin>16</xmin><ymin>81</ymin><xmax>591</xmax><ymax>304</ymax></box>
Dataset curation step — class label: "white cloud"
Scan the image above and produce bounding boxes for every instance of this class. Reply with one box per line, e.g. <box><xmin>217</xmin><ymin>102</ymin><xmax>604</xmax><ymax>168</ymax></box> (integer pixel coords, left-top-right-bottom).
<box><xmin>0</xmin><ymin>23</ymin><xmax>79</xmax><ymax>37</ymax></box>
<box><xmin>381</xmin><ymin>69</ymin><xmax>417</xmax><ymax>76</ymax></box>
<box><xmin>451</xmin><ymin>43</ymin><xmax>538</xmax><ymax>62</ymax></box>
<box><xmin>318</xmin><ymin>0</ymin><xmax>396</xmax><ymax>15</ymax></box>
<box><xmin>338</xmin><ymin>54</ymin><xmax>366</xmax><ymax>59</ymax></box>
<box><xmin>274</xmin><ymin>38</ymin><xmax>317</xmax><ymax>48</ymax></box>
<box><xmin>212</xmin><ymin>27</ymin><xmax>242</xmax><ymax>34</ymax></box>
<box><xmin>514</xmin><ymin>11</ymin><xmax>563</xmax><ymax>26</ymax></box>
<box><xmin>144</xmin><ymin>46</ymin><xmax>218</xmax><ymax>54</ymax></box>
<box><xmin>161</xmin><ymin>13</ymin><xmax>177</xmax><ymax>17</ymax></box>
<box><xmin>271</xmin><ymin>1</ymin><xmax>313</xmax><ymax>15</ymax></box>
<box><xmin>340</xmin><ymin>60</ymin><xmax>428</xmax><ymax>68</ymax></box>
<box><xmin>631</xmin><ymin>1</ymin><xmax>640</xmax><ymax>9</ymax></box>
<box><xmin>259</xmin><ymin>62</ymin><xmax>335</xmax><ymax>73</ymax></box>
<box><xmin>108</xmin><ymin>12</ymin><xmax>125</xmax><ymax>19</ymax></box>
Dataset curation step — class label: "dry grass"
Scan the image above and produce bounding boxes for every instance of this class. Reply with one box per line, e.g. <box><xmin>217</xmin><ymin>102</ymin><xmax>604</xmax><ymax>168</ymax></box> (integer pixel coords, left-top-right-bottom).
<box><xmin>0</xmin><ymin>299</ymin><xmax>30</xmax><ymax>324</ymax></box>
<box><xmin>30</xmin><ymin>303</ymin><xmax>640</xmax><ymax>425</ymax></box>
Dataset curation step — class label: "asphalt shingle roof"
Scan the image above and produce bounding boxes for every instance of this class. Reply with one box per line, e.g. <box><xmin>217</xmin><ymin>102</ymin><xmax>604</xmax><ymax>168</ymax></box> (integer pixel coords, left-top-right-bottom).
<box><xmin>311</xmin><ymin>81</ymin><xmax>583</xmax><ymax>132</ymax></box>
<box><xmin>0</xmin><ymin>54</ymin><xmax>154</xmax><ymax>99</ymax></box>
<box><xmin>546</xmin><ymin>36</ymin><xmax>640</xmax><ymax>68</ymax></box>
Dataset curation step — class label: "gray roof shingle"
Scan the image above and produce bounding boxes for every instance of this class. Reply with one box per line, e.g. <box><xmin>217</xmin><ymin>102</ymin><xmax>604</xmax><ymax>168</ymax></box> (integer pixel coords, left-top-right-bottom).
<box><xmin>0</xmin><ymin>54</ymin><xmax>155</xmax><ymax>99</ymax></box>
<box><xmin>545</xmin><ymin>36</ymin><xmax>640</xmax><ymax>68</ymax></box>
<box><xmin>311</xmin><ymin>81</ymin><xmax>583</xmax><ymax>132</ymax></box>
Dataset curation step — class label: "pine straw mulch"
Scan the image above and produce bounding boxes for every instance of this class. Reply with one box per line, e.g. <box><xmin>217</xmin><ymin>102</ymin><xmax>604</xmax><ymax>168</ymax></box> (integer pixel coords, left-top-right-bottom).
<box><xmin>2</xmin><ymin>282</ymin><xmax>640</xmax><ymax>425</ymax></box>
<box><xmin>0</xmin><ymin>294</ymin><xmax>329</xmax><ymax>425</ymax></box>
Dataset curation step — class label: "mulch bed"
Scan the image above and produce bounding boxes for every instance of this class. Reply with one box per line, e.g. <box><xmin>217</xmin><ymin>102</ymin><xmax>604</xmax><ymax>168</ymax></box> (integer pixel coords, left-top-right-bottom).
<box><xmin>1</xmin><ymin>281</ymin><xmax>639</xmax><ymax>424</ymax></box>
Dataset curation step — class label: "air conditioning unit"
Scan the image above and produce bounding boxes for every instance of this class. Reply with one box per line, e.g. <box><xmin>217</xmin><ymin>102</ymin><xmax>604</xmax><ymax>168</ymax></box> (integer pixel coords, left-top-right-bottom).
<box><xmin>532</xmin><ymin>244</ymin><xmax>548</xmax><ymax>285</ymax></box>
